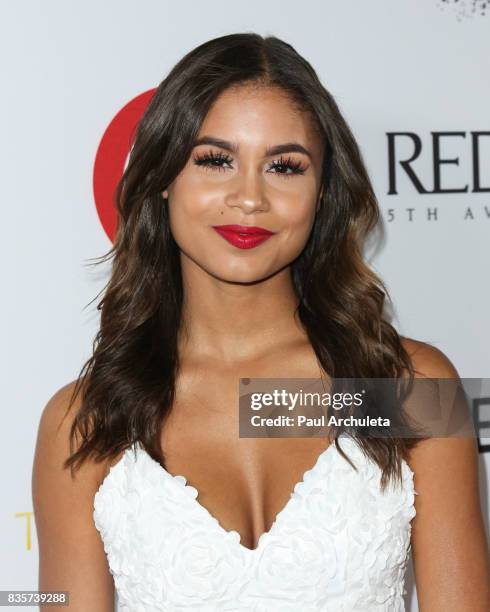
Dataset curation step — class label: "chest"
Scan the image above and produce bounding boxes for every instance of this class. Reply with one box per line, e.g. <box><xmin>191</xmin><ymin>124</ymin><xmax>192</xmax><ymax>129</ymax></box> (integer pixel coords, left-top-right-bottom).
<box><xmin>159</xmin><ymin>349</ymin><xmax>332</xmax><ymax>551</ymax></box>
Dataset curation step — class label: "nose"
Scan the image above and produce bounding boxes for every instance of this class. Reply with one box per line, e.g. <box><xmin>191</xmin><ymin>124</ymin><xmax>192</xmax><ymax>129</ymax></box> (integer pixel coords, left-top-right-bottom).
<box><xmin>224</xmin><ymin>167</ymin><xmax>269</xmax><ymax>214</ymax></box>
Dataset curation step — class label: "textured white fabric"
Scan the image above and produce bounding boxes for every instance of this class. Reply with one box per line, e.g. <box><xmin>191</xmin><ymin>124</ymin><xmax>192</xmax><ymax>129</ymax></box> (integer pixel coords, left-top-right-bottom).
<box><xmin>93</xmin><ymin>432</ymin><xmax>417</xmax><ymax>611</ymax></box>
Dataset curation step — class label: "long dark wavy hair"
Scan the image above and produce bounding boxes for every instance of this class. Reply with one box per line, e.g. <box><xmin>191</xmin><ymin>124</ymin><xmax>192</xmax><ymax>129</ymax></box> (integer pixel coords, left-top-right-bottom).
<box><xmin>64</xmin><ymin>32</ymin><xmax>425</xmax><ymax>491</ymax></box>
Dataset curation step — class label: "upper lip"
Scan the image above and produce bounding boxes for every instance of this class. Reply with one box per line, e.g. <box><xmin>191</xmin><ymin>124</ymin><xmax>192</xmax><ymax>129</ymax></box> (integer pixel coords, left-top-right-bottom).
<box><xmin>212</xmin><ymin>224</ymin><xmax>275</xmax><ymax>235</ymax></box>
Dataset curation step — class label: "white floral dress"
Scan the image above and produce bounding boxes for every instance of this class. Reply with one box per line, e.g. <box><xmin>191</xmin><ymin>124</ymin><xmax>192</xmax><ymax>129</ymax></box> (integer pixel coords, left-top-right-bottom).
<box><xmin>93</xmin><ymin>432</ymin><xmax>417</xmax><ymax>611</ymax></box>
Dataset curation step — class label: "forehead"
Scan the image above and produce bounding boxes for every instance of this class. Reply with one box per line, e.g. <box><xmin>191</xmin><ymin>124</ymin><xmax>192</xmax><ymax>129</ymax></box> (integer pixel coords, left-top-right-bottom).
<box><xmin>198</xmin><ymin>84</ymin><xmax>323</xmax><ymax>151</ymax></box>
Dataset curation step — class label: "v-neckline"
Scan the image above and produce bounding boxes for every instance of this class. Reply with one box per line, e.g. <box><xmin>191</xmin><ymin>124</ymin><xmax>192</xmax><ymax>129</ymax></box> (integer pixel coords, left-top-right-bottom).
<box><xmin>134</xmin><ymin>435</ymin><xmax>344</xmax><ymax>554</ymax></box>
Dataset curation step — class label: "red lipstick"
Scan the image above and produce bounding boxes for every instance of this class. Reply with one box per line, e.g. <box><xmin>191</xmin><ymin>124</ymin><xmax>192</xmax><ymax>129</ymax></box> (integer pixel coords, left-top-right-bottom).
<box><xmin>212</xmin><ymin>224</ymin><xmax>275</xmax><ymax>250</ymax></box>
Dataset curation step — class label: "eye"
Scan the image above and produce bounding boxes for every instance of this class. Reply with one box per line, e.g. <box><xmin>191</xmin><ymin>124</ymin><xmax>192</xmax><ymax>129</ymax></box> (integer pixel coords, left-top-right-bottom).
<box><xmin>267</xmin><ymin>155</ymin><xmax>308</xmax><ymax>178</ymax></box>
<box><xmin>192</xmin><ymin>149</ymin><xmax>234</xmax><ymax>172</ymax></box>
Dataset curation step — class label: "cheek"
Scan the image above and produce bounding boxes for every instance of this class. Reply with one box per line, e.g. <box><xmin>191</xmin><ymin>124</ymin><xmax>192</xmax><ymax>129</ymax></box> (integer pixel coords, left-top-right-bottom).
<box><xmin>167</xmin><ymin>177</ymin><xmax>219</xmax><ymax>236</ymax></box>
<box><xmin>270</xmin><ymin>189</ymin><xmax>318</xmax><ymax>262</ymax></box>
<box><xmin>277</xmin><ymin>190</ymin><xmax>317</xmax><ymax>237</ymax></box>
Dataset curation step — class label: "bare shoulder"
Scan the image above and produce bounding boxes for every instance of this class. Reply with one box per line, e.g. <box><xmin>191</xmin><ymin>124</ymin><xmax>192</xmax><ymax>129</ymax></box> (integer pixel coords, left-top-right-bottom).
<box><xmin>399</xmin><ymin>337</ymin><xmax>490</xmax><ymax>610</ymax></box>
<box><xmin>32</xmin><ymin>380</ymin><xmax>115</xmax><ymax>610</ymax></box>
<box><xmin>400</xmin><ymin>336</ymin><xmax>460</xmax><ymax>379</ymax></box>
<box><xmin>36</xmin><ymin>380</ymin><xmax>82</xmax><ymax>445</ymax></box>
<box><xmin>34</xmin><ymin>379</ymin><xmax>110</xmax><ymax>487</ymax></box>
<box><xmin>400</xmin><ymin>336</ymin><xmax>473</xmax><ymax>468</ymax></box>
<box><xmin>35</xmin><ymin>380</ymin><xmax>83</xmax><ymax>458</ymax></box>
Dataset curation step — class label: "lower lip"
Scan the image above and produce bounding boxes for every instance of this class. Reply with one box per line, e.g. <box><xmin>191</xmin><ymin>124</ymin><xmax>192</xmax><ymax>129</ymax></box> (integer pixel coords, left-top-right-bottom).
<box><xmin>212</xmin><ymin>228</ymin><xmax>274</xmax><ymax>250</ymax></box>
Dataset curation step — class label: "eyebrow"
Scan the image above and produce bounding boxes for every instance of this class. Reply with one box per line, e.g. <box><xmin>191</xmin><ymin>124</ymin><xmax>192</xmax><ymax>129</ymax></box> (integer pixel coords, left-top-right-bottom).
<box><xmin>193</xmin><ymin>136</ymin><xmax>313</xmax><ymax>160</ymax></box>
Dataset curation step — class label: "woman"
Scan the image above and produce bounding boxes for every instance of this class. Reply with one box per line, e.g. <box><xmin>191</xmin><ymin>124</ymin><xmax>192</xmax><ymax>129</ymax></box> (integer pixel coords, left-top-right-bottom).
<box><xmin>32</xmin><ymin>33</ymin><xmax>489</xmax><ymax>611</ymax></box>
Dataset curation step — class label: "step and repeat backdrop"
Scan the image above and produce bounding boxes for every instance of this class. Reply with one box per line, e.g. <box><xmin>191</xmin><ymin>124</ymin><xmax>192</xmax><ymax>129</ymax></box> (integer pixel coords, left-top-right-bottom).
<box><xmin>2</xmin><ymin>1</ymin><xmax>489</xmax><ymax>610</ymax></box>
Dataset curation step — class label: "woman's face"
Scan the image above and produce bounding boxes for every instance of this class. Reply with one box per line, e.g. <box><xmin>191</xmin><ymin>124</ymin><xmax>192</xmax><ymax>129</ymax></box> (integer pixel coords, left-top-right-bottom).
<box><xmin>164</xmin><ymin>84</ymin><xmax>325</xmax><ymax>283</ymax></box>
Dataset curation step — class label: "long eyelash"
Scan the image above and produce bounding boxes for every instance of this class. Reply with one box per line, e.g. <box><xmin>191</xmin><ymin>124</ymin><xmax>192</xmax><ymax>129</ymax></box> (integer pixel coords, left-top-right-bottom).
<box><xmin>192</xmin><ymin>151</ymin><xmax>307</xmax><ymax>176</ymax></box>
<box><xmin>193</xmin><ymin>150</ymin><xmax>233</xmax><ymax>168</ymax></box>
<box><xmin>269</xmin><ymin>155</ymin><xmax>307</xmax><ymax>175</ymax></box>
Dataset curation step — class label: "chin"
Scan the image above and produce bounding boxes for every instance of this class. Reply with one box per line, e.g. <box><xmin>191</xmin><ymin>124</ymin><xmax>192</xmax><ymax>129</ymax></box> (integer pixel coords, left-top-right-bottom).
<box><xmin>210</xmin><ymin>265</ymin><xmax>277</xmax><ymax>285</ymax></box>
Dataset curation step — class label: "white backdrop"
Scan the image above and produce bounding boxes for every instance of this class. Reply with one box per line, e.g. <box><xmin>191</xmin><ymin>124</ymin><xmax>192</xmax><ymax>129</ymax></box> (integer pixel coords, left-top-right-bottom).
<box><xmin>1</xmin><ymin>1</ymin><xmax>489</xmax><ymax>610</ymax></box>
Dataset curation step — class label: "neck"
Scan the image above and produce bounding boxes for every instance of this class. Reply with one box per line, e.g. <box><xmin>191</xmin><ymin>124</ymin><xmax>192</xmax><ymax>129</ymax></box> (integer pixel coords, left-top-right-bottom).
<box><xmin>177</xmin><ymin>256</ymin><xmax>306</xmax><ymax>364</ymax></box>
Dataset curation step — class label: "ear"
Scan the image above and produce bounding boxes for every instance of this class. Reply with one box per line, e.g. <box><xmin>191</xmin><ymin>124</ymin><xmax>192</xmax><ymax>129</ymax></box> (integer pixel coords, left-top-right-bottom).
<box><xmin>162</xmin><ymin>189</ymin><xmax>169</xmax><ymax>199</ymax></box>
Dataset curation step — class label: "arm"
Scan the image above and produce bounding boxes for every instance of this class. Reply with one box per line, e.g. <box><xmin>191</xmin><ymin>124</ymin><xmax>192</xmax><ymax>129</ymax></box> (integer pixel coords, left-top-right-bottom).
<box><xmin>32</xmin><ymin>382</ymin><xmax>115</xmax><ymax>611</ymax></box>
<box><xmin>402</xmin><ymin>339</ymin><xmax>490</xmax><ymax>611</ymax></box>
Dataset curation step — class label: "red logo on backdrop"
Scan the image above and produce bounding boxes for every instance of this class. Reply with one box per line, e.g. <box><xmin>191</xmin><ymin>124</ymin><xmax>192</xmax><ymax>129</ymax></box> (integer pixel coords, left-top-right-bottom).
<box><xmin>93</xmin><ymin>89</ymin><xmax>156</xmax><ymax>242</ymax></box>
